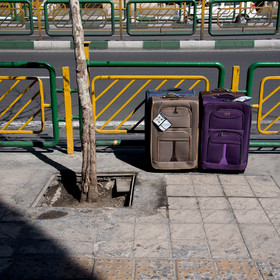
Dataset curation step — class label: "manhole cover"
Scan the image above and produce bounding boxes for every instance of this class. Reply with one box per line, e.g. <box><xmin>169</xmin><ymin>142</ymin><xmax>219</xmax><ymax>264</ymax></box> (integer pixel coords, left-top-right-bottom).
<box><xmin>32</xmin><ymin>171</ymin><xmax>137</xmax><ymax>209</ymax></box>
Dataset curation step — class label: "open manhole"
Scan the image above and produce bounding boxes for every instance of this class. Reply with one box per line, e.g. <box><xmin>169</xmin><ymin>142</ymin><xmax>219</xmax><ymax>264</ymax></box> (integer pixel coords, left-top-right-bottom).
<box><xmin>32</xmin><ymin>171</ymin><xmax>137</xmax><ymax>209</ymax></box>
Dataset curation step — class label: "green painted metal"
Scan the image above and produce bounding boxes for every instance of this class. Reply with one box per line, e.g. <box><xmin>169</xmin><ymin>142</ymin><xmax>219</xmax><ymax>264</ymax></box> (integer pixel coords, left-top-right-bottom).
<box><xmin>246</xmin><ymin>61</ymin><xmax>280</xmax><ymax>98</ymax></box>
<box><xmin>126</xmin><ymin>0</ymin><xmax>197</xmax><ymax>36</ymax></box>
<box><xmin>0</xmin><ymin>0</ymin><xmax>34</xmax><ymax>35</ymax></box>
<box><xmin>44</xmin><ymin>0</ymin><xmax>115</xmax><ymax>36</ymax></box>
<box><xmin>87</xmin><ymin>60</ymin><xmax>225</xmax><ymax>88</ymax></box>
<box><xmin>209</xmin><ymin>0</ymin><xmax>280</xmax><ymax>36</ymax></box>
<box><xmin>246</xmin><ymin>61</ymin><xmax>280</xmax><ymax>148</ymax></box>
<box><xmin>250</xmin><ymin>141</ymin><xmax>280</xmax><ymax>147</ymax></box>
<box><xmin>0</xmin><ymin>62</ymin><xmax>59</xmax><ymax>148</ymax></box>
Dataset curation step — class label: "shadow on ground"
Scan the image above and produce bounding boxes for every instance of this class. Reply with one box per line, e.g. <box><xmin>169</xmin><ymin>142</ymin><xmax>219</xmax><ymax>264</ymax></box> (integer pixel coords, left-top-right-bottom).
<box><xmin>0</xmin><ymin>200</ymin><xmax>101</xmax><ymax>279</ymax></box>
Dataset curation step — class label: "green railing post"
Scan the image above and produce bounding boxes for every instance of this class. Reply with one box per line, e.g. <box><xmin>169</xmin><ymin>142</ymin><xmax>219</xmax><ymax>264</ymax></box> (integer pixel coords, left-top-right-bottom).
<box><xmin>246</xmin><ymin>61</ymin><xmax>280</xmax><ymax>148</ymax></box>
<box><xmin>0</xmin><ymin>0</ymin><xmax>34</xmax><ymax>35</ymax></box>
<box><xmin>0</xmin><ymin>62</ymin><xmax>59</xmax><ymax>148</ymax></box>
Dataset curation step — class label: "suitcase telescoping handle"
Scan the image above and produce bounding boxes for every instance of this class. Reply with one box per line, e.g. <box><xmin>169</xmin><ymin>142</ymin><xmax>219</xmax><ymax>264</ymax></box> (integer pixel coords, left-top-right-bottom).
<box><xmin>167</xmin><ymin>88</ymin><xmax>182</xmax><ymax>91</ymax></box>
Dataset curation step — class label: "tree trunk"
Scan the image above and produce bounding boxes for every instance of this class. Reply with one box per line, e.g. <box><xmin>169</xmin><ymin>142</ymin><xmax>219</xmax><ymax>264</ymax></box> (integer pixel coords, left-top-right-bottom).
<box><xmin>69</xmin><ymin>0</ymin><xmax>98</xmax><ymax>202</ymax></box>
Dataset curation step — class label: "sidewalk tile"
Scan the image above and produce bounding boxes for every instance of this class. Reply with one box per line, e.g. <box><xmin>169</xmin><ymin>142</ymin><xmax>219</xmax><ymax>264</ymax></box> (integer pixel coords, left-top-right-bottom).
<box><xmin>59</xmin><ymin>240</ymin><xmax>94</xmax><ymax>256</ymax></box>
<box><xmin>0</xmin><ymin>222</ymin><xmax>25</xmax><ymax>239</ymax></box>
<box><xmin>168</xmin><ymin>197</ymin><xmax>198</xmax><ymax>210</ymax></box>
<box><xmin>166</xmin><ymin>184</ymin><xmax>195</xmax><ymax>197</ymax></box>
<box><xmin>169</xmin><ymin>209</ymin><xmax>202</xmax><ymax>223</ymax></box>
<box><xmin>201</xmin><ymin>209</ymin><xmax>236</xmax><ymax>224</ymax></box>
<box><xmin>205</xmin><ymin>224</ymin><xmax>248</xmax><ymax>259</ymax></box>
<box><xmin>265</xmin><ymin>210</ymin><xmax>280</xmax><ymax>225</ymax></box>
<box><xmin>135</xmin><ymin>223</ymin><xmax>169</xmax><ymax>240</ymax></box>
<box><xmin>135</xmin><ymin>260</ymin><xmax>175</xmax><ymax>279</ymax></box>
<box><xmin>52</xmin><ymin>257</ymin><xmax>94</xmax><ymax>279</ymax></box>
<box><xmin>165</xmin><ymin>174</ymin><xmax>193</xmax><ymax>185</ymax></box>
<box><xmin>176</xmin><ymin>260</ymin><xmax>217</xmax><ymax>279</ymax></box>
<box><xmin>240</xmin><ymin>224</ymin><xmax>280</xmax><ymax>259</ymax></box>
<box><xmin>246</xmin><ymin>176</ymin><xmax>280</xmax><ymax>197</ymax></box>
<box><xmin>228</xmin><ymin>197</ymin><xmax>262</xmax><ymax>210</ymax></box>
<box><xmin>259</xmin><ymin>198</ymin><xmax>280</xmax><ymax>211</ymax></box>
<box><xmin>216</xmin><ymin>260</ymin><xmax>261</xmax><ymax>280</ymax></box>
<box><xmin>191</xmin><ymin>174</ymin><xmax>220</xmax><ymax>186</ymax></box>
<box><xmin>96</xmin><ymin>223</ymin><xmax>134</xmax><ymax>241</ymax></box>
<box><xmin>219</xmin><ymin>174</ymin><xmax>249</xmax><ymax>186</ymax></box>
<box><xmin>94</xmin><ymin>259</ymin><xmax>133</xmax><ymax>280</ymax></box>
<box><xmin>198</xmin><ymin>197</ymin><xmax>230</xmax><ymax>210</ymax></box>
<box><xmin>194</xmin><ymin>184</ymin><xmax>224</xmax><ymax>197</ymax></box>
<box><xmin>93</xmin><ymin>240</ymin><xmax>133</xmax><ymax>258</ymax></box>
<box><xmin>170</xmin><ymin>223</ymin><xmax>206</xmax><ymax>240</ymax></box>
<box><xmin>133</xmin><ymin>238</ymin><xmax>171</xmax><ymax>258</ymax></box>
<box><xmin>136</xmin><ymin>211</ymin><xmax>168</xmax><ymax>224</ymax></box>
<box><xmin>233</xmin><ymin>209</ymin><xmax>271</xmax><ymax>224</ymax></box>
<box><xmin>257</xmin><ymin>261</ymin><xmax>280</xmax><ymax>280</ymax></box>
<box><xmin>172</xmin><ymin>239</ymin><xmax>210</xmax><ymax>259</ymax></box>
<box><xmin>219</xmin><ymin>175</ymin><xmax>254</xmax><ymax>197</ymax></box>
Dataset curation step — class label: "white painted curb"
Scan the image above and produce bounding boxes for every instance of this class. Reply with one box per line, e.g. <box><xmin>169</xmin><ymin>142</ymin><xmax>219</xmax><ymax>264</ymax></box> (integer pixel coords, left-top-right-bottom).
<box><xmin>34</xmin><ymin>41</ymin><xmax>71</xmax><ymax>50</ymax></box>
<box><xmin>255</xmin><ymin>40</ymin><xmax>280</xmax><ymax>49</ymax></box>
<box><xmin>180</xmin><ymin>40</ymin><xmax>215</xmax><ymax>50</ymax></box>
<box><xmin>108</xmin><ymin>41</ymin><xmax>143</xmax><ymax>49</ymax></box>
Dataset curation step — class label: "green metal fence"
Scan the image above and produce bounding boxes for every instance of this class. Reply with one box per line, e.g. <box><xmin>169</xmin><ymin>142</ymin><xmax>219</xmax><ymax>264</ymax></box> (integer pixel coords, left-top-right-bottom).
<box><xmin>0</xmin><ymin>0</ymin><xmax>34</xmax><ymax>35</ymax></box>
<box><xmin>0</xmin><ymin>62</ymin><xmax>59</xmax><ymax>147</ymax></box>
<box><xmin>208</xmin><ymin>0</ymin><xmax>279</xmax><ymax>36</ymax></box>
<box><xmin>246</xmin><ymin>61</ymin><xmax>280</xmax><ymax>147</ymax></box>
<box><xmin>44</xmin><ymin>0</ymin><xmax>115</xmax><ymax>36</ymax></box>
<box><xmin>126</xmin><ymin>0</ymin><xmax>197</xmax><ymax>36</ymax></box>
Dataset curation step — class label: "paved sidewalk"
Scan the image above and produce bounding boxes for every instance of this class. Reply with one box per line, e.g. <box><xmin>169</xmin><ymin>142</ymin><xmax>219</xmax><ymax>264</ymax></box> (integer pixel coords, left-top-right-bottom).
<box><xmin>0</xmin><ymin>146</ymin><xmax>280</xmax><ymax>279</ymax></box>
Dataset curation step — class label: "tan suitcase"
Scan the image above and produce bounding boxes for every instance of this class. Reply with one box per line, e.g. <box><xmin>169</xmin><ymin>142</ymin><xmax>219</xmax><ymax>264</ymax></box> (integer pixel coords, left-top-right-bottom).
<box><xmin>148</xmin><ymin>94</ymin><xmax>199</xmax><ymax>170</ymax></box>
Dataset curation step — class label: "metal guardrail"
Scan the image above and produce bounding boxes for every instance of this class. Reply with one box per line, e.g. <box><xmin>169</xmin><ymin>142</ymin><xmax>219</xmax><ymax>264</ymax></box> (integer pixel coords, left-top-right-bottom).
<box><xmin>246</xmin><ymin>61</ymin><xmax>280</xmax><ymax>147</ymax></box>
<box><xmin>0</xmin><ymin>62</ymin><xmax>59</xmax><ymax>147</ymax></box>
<box><xmin>209</xmin><ymin>0</ymin><xmax>279</xmax><ymax>36</ymax></box>
<box><xmin>1</xmin><ymin>0</ymin><xmax>279</xmax><ymax>37</ymax></box>
<box><xmin>1</xmin><ymin>59</ymin><xmax>279</xmax><ymax>149</ymax></box>
<box><xmin>44</xmin><ymin>0</ymin><xmax>115</xmax><ymax>36</ymax></box>
<box><xmin>91</xmin><ymin>74</ymin><xmax>209</xmax><ymax>133</ymax></box>
<box><xmin>0</xmin><ymin>0</ymin><xmax>34</xmax><ymax>35</ymax></box>
<box><xmin>126</xmin><ymin>0</ymin><xmax>197</xmax><ymax>36</ymax></box>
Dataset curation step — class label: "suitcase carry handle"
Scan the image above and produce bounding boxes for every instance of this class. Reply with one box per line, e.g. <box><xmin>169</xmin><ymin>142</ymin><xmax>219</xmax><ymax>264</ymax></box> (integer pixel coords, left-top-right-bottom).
<box><xmin>211</xmin><ymin>88</ymin><xmax>231</xmax><ymax>93</ymax></box>
<box><xmin>162</xmin><ymin>93</ymin><xmax>182</xmax><ymax>99</ymax></box>
<box><xmin>213</xmin><ymin>93</ymin><xmax>236</xmax><ymax>99</ymax></box>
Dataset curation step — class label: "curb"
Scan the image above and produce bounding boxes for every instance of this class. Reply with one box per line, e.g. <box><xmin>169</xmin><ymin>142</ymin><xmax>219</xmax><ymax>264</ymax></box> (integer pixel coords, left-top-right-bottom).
<box><xmin>0</xmin><ymin>39</ymin><xmax>279</xmax><ymax>50</ymax></box>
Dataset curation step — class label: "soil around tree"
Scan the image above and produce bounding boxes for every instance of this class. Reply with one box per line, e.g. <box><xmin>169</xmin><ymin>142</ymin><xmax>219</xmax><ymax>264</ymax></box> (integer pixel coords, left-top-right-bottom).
<box><xmin>38</xmin><ymin>172</ymin><xmax>130</xmax><ymax>208</ymax></box>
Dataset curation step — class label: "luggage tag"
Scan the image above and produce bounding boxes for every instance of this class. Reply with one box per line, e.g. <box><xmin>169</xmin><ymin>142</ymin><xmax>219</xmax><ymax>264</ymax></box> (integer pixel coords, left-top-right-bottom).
<box><xmin>153</xmin><ymin>113</ymin><xmax>172</xmax><ymax>131</ymax></box>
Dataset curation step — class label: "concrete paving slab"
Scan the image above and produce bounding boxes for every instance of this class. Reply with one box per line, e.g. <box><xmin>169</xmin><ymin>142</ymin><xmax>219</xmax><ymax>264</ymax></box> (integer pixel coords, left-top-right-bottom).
<box><xmin>0</xmin><ymin>148</ymin><xmax>280</xmax><ymax>278</ymax></box>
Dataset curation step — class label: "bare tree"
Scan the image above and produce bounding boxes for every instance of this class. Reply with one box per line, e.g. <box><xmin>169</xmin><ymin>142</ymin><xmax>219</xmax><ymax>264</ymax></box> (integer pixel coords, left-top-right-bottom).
<box><xmin>70</xmin><ymin>0</ymin><xmax>98</xmax><ymax>202</ymax></box>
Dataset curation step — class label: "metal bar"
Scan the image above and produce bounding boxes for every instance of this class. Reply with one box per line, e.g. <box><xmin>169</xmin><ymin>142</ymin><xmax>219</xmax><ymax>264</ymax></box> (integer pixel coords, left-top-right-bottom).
<box><xmin>62</xmin><ymin>66</ymin><xmax>74</xmax><ymax>155</ymax></box>
<box><xmin>87</xmin><ymin>61</ymin><xmax>225</xmax><ymax>88</ymax></box>
<box><xmin>231</xmin><ymin>66</ymin><xmax>240</xmax><ymax>92</ymax></box>
<box><xmin>0</xmin><ymin>62</ymin><xmax>59</xmax><ymax>148</ymax></box>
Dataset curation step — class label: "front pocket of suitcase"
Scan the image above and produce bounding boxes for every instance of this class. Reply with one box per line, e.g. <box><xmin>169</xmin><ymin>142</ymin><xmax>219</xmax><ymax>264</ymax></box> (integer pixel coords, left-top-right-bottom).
<box><xmin>207</xmin><ymin>132</ymin><xmax>242</xmax><ymax>165</ymax></box>
<box><xmin>209</xmin><ymin>109</ymin><xmax>244</xmax><ymax>130</ymax></box>
<box><xmin>157</xmin><ymin>131</ymin><xmax>191</xmax><ymax>162</ymax></box>
<box><xmin>161</xmin><ymin>107</ymin><xmax>192</xmax><ymax>128</ymax></box>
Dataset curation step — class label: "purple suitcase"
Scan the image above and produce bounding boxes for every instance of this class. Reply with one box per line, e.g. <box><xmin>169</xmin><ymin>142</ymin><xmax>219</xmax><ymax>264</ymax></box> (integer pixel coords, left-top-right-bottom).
<box><xmin>199</xmin><ymin>91</ymin><xmax>251</xmax><ymax>171</ymax></box>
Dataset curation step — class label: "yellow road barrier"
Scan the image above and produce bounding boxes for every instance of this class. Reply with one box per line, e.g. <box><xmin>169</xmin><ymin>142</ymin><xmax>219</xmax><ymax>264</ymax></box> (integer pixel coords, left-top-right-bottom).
<box><xmin>0</xmin><ymin>76</ymin><xmax>47</xmax><ymax>134</ymax></box>
<box><xmin>91</xmin><ymin>75</ymin><xmax>209</xmax><ymax>133</ymax></box>
<box><xmin>254</xmin><ymin>76</ymin><xmax>280</xmax><ymax>135</ymax></box>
